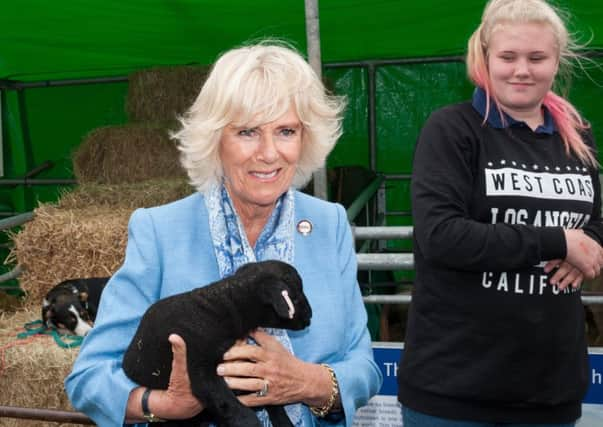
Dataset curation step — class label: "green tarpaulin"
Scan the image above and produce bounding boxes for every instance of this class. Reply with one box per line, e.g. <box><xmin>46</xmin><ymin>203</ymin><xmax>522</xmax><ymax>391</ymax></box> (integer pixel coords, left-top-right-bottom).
<box><xmin>1</xmin><ymin>0</ymin><xmax>602</xmax><ymax>81</ymax></box>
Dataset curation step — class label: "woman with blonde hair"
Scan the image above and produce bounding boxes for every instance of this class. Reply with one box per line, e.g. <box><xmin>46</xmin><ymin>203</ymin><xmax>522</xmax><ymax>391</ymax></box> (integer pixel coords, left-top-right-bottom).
<box><xmin>398</xmin><ymin>0</ymin><xmax>603</xmax><ymax>425</ymax></box>
<box><xmin>66</xmin><ymin>42</ymin><xmax>382</xmax><ymax>426</ymax></box>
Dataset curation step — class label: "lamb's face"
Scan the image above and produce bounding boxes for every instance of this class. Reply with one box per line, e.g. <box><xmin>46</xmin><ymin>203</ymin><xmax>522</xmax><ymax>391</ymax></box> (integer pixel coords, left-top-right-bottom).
<box><xmin>275</xmin><ymin>268</ymin><xmax>312</xmax><ymax>330</ymax></box>
<box><xmin>242</xmin><ymin>260</ymin><xmax>312</xmax><ymax>330</ymax></box>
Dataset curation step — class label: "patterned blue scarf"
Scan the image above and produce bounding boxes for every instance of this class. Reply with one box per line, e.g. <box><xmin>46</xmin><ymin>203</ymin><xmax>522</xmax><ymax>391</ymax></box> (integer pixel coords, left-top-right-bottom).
<box><xmin>205</xmin><ymin>182</ymin><xmax>305</xmax><ymax>427</ymax></box>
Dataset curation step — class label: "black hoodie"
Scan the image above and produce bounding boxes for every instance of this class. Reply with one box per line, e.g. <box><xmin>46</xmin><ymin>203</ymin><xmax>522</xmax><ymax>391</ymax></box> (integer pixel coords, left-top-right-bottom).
<box><xmin>398</xmin><ymin>93</ymin><xmax>602</xmax><ymax>424</ymax></box>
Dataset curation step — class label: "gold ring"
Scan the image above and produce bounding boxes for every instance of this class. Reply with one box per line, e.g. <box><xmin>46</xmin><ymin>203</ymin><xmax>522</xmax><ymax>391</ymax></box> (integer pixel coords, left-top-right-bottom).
<box><xmin>256</xmin><ymin>379</ymin><xmax>269</xmax><ymax>397</ymax></box>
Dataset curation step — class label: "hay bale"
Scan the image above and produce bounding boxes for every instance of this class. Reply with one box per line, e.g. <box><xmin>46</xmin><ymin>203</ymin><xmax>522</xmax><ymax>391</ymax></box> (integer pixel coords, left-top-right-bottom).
<box><xmin>0</xmin><ymin>178</ymin><xmax>198</xmax><ymax>424</ymax></box>
<box><xmin>72</xmin><ymin>122</ymin><xmax>186</xmax><ymax>185</ymax></box>
<box><xmin>0</xmin><ymin>309</ymin><xmax>81</xmax><ymax>427</ymax></box>
<box><xmin>126</xmin><ymin>65</ymin><xmax>210</xmax><ymax>122</ymax></box>
<box><xmin>57</xmin><ymin>179</ymin><xmax>194</xmax><ymax>210</ymax></box>
<box><xmin>6</xmin><ymin>179</ymin><xmax>196</xmax><ymax>309</ymax></box>
<box><xmin>7</xmin><ymin>205</ymin><xmax>132</xmax><ymax>308</ymax></box>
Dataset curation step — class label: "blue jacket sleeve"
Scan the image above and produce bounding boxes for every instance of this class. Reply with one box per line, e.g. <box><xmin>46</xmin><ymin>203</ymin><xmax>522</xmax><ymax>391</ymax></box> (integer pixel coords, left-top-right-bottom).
<box><xmin>325</xmin><ymin>204</ymin><xmax>383</xmax><ymax>426</ymax></box>
<box><xmin>65</xmin><ymin>209</ymin><xmax>161</xmax><ymax>427</ymax></box>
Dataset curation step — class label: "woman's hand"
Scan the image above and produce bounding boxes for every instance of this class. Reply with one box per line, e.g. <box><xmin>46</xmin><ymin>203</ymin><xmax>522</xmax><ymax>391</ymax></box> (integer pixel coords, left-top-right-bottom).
<box><xmin>158</xmin><ymin>334</ymin><xmax>204</xmax><ymax>418</ymax></box>
<box><xmin>127</xmin><ymin>334</ymin><xmax>203</xmax><ymax>422</ymax></box>
<box><xmin>544</xmin><ymin>260</ymin><xmax>584</xmax><ymax>290</ymax></box>
<box><xmin>217</xmin><ymin>330</ymin><xmax>333</xmax><ymax>408</ymax></box>
<box><xmin>563</xmin><ymin>229</ymin><xmax>603</xmax><ymax>279</ymax></box>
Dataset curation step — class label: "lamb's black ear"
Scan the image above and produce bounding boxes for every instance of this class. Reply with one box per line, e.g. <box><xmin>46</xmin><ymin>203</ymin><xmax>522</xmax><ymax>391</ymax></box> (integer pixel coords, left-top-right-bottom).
<box><xmin>267</xmin><ymin>285</ymin><xmax>295</xmax><ymax>320</ymax></box>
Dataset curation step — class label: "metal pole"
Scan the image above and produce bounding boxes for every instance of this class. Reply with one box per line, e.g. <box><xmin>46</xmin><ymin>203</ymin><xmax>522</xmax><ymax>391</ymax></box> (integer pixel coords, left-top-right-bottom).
<box><xmin>324</xmin><ymin>55</ymin><xmax>466</xmax><ymax>69</ymax></box>
<box><xmin>352</xmin><ymin>226</ymin><xmax>413</xmax><ymax>240</ymax></box>
<box><xmin>0</xmin><ymin>76</ymin><xmax>128</xmax><ymax>90</ymax></box>
<box><xmin>367</xmin><ymin>63</ymin><xmax>377</xmax><ymax>172</ymax></box>
<box><xmin>0</xmin><ymin>89</ymin><xmax>3</xmax><ymax>177</ymax></box>
<box><xmin>0</xmin><ymin>265</ymin><xmax>22</xmax><ymax>283</ymax></box>
<box><xmin>384</xmin><ymin>173</ymin><xmax>412</xmax><ymax>180</ymax></box>
<box><xmin>0</xmin><ymin>406</ymin><xmax>94</xmax><ymax>424</ymax></box>
<box><xmin>376</xmin><ymin>183</ymin><xmax>387</xmax><ymax>251</ymax></box>
<box><xmin>357</xmin><ymin>253</ymin><xmax>414</xmax><ymax>270</ymax></box>
<box><xmin>304</xmin><ymin>0</ymin><xmax>322</xmax><ymax>80</ymax></box>
<box><xmin>305</xmin><ymin>0</ymin><xmax>328</xmax><ymax>200</ymax></box>
<box><xmin>0</xmin><ymin>178</ymin><xmax>77</xmax><ymax>186</ymax></box>
<box><xmin>0</xmin><ymin>212</ymin><xmax>33</xmax><ymax>230</ymax></box>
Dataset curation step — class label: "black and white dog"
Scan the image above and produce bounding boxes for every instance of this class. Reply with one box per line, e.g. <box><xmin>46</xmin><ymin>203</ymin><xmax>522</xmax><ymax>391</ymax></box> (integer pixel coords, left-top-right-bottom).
<box><xmin>42</xmin><ymin>277</ymin><xmax>109</xmax><ymax>336</ymax></box>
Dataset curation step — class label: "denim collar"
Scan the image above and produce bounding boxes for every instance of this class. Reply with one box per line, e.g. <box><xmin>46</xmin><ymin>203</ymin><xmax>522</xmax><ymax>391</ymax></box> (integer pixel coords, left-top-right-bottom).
<box><xmin>471</xmin><ymin>87</ymin><xmax>556</xmax><ymax>134</ymax></box>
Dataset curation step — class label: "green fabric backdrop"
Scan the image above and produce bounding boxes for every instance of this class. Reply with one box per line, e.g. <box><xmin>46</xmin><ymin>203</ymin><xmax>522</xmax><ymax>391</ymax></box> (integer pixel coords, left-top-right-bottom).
<box><xmin>0</xmin><ymin>0</ymin><xmax>601</xmax><ymax>81</ymax></box>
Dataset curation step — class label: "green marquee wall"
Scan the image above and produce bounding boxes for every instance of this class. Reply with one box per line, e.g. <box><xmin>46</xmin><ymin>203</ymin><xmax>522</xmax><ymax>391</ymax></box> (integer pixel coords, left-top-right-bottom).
<box><xmin>1</xmin><ymin>1</ymin><xmax>602</xmax><ymax>81</ymax></box>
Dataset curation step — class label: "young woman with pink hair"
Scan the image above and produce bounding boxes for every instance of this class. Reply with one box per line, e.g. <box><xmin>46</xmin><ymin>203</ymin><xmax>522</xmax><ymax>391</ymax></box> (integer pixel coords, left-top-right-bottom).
<box><xmin>398</xmin><ymin>0</ymin><xmax>603</xmax><ymax>426</ymax></box>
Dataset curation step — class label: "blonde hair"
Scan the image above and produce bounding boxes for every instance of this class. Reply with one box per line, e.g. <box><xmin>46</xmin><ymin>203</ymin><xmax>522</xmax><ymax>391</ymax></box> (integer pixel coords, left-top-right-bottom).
<box><xmin>172</xmin><ymin>41</ymin><xmax>346</xmax><ymax>193</ymax></box>
<box><xmin>466</xmin><ymin>0</ymin><xmax>596</xmax><ymax>166</ymax></box>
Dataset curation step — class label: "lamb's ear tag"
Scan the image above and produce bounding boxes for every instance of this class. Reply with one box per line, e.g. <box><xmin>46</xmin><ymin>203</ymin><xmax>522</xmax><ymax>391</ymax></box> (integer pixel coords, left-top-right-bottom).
<box><xmin>281</xmin><ymin>290</ymin><xmax>295</xmax><ymax>319</ymax></box>
<box><xmin>296</xmin><ymin>220</ymin><xmax>312</xmax><ymax>236</ymax></box>
<box><xmin>79</xmin><ymin>292</ymin><xmax>89</xmax><ymax>302</ymax></box>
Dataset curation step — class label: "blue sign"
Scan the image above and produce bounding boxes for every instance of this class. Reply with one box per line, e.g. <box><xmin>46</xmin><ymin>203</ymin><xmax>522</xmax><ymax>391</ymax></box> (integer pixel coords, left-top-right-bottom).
<box><xmin>372</xmin><ymin>345</ymin><xmax>402</xmax><ymax>397</ymax></box>
<box><xmin>584</xmin><ymin>352</ymin><xmax>603</xmax><ymax>404</ymax></box>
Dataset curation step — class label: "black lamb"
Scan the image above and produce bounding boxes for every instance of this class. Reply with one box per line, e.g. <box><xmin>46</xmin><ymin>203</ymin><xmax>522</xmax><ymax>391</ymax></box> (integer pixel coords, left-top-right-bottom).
<box><xmin>122</xmin><ymin>260</ymin><xmax>312</xmax><ymax>427</ymax></box>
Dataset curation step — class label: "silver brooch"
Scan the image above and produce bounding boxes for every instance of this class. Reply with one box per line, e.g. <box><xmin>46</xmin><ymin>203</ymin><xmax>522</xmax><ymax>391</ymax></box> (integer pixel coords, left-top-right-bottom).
<box><xmin>296</xmin><ymin>220</ymin><xmax>313</xmax><ymax>236</ymax></box>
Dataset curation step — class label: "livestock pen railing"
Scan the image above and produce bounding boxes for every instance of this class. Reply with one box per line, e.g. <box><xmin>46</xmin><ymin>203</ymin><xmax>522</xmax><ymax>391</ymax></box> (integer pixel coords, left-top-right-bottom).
<box><xmin>0</xmin><ymin>211</ymin><xmax>32</xmax><ymax>289</ymax></box>
<box><xmin>0</xmin><ymin>406</ymin><xmax>94</xmax><ymax>425</ymax></box>
<box><xmin>354</xmin><ymin>225</ymin><xmax>603</xmax><ymax>306</ymax></box>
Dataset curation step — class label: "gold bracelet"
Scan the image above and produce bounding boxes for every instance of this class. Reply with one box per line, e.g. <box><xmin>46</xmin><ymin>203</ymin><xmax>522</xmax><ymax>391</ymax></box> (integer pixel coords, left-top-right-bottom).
<box><xmin>310</xmin><ymin>364</ymin><xmax>340</xmax><ymax>418</ymax></box>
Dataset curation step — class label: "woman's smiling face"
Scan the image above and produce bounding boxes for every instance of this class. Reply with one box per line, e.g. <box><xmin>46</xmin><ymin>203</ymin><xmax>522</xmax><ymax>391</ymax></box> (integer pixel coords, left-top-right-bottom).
<box><xmin>219</xmin><ymin>106</ymin><xmax>303</xmax><ymax>213</ymax></box>
<box><xmin>487</xmin><ymin>21</ymin><xmax>559</xmax><ymax>118</ymax></box>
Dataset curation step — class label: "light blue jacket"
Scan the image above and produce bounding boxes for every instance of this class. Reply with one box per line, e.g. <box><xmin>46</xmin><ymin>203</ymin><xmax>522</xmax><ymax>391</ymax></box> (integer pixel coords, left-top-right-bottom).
<box><xmin>65</xmin><ymin>191</ymin><xmax>382</xmax><ymax>426</ymax></box>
